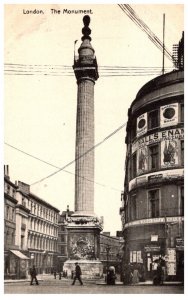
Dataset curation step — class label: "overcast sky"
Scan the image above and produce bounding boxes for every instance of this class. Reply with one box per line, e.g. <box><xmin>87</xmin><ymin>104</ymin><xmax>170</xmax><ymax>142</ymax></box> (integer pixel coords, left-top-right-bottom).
<box><xmin>4</xmin><ymin>2</ymin><xmax>184</xmax><ymax>235</ymax></box>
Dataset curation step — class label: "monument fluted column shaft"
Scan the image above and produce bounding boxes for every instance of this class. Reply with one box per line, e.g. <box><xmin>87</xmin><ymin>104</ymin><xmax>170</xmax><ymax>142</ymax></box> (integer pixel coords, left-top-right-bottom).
<box><xmin>63</xmin><ymin>15</ymin><xmax>103</xmax><ymax>279</ymax></box>
<box><xmin>75</xmin><ymin>78</ymin><xmax>95</xmax><ymax>214</ymax></box>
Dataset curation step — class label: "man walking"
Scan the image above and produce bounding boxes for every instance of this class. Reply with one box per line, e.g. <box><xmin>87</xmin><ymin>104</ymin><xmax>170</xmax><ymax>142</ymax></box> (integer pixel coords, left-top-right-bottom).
<box><xmin>72</xmin><ymin>262</ymin><xmax>83</xmax><ymax>285</ymax></box>
<box><xmin>30</xmin><ymin>265</ymin><xmax>39</xmax><ymax>285</ymax></box>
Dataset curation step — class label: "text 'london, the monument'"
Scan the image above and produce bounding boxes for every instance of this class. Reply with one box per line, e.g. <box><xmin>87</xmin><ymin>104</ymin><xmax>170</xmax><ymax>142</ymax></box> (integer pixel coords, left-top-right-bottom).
<box><xmin>63</xmin><ymin>15</ymin><xmax>103</xmax><ymax>278</ymax></box>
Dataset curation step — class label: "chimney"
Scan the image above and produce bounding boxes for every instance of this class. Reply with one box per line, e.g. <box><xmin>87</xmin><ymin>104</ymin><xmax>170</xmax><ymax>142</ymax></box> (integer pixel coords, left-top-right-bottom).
<box><xmin>4</xmin><ymin>165</ymin><xmax>10</xmax><ymax>180</ymax></box>
<box><xmin>18</xmin><ymin>181</ymin><xmax>30</xmax><ymax>194</ymax></box>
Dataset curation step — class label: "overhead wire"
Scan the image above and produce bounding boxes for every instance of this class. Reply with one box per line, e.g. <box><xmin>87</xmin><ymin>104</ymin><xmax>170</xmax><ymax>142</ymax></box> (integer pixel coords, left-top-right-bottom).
<box><xmin>29</xmin><ymin>122</ymin><xmax>126</xmax><ymax>185</ymax></box>
<box><xmin>4</xmin><ymin>63</ymin><xmax>173</xmax><ymax>77</ymax></box>
<box><xmin>118</xmin><ymin>4</ymin><xmax>173</xmax><ymax>62</ymax></box>
<box><xmin>4</xmin><ymin>142</ymin><xmax>121</xmax><ymax>191</ymax></box>
<box><xmin>5</xmin><ymin>123</ymin><xmax>126</xmax><ymax>187</ymax></box>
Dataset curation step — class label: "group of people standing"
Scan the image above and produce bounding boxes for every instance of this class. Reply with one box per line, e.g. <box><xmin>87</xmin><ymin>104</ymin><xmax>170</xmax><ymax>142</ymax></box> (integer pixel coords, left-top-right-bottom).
<box><xmin>123</xmin><ymin>263</ymin><xmax>145</xmax><ymax>285</ymax></box>
<box><xmin>123</xmin><ymin>258</ymin><xmax>166</xmax><ymax>286</ymax></box>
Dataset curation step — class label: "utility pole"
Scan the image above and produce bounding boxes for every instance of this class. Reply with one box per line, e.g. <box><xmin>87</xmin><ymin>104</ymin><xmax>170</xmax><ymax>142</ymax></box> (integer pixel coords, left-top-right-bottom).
<box><xmin>162</xmin><ymin>14</ymin><xmax>165</xmax><ymax>74</ymax></box>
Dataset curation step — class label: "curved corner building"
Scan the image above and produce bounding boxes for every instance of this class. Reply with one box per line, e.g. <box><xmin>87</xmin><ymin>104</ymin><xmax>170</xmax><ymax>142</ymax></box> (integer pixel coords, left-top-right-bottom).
<box><xmin>123</xmin><ymin>70</ymin><xmax>184</xmax><ymax>281</ymax></box>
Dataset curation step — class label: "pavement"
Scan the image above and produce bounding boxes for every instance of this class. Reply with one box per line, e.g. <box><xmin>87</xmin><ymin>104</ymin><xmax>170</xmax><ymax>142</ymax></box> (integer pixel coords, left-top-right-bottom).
<box><xmin>4</xmin><ymin>276</ymin><xmax>184</xmax><ymax>294</ymax></box>
<box><xmin>4</xmin><ymin>274</ymin><xmax>183</xmax><ymax>286</ymax></box>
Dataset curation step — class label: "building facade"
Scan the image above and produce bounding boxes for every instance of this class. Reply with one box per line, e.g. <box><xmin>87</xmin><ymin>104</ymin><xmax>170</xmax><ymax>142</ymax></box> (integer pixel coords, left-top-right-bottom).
<box><xmin>4</xmin><ymin>167</ymin><xmax>60</xmax><ymax>279</ymax></box>
<box><xmin>121</xmin><ymin>70</ymin><xmax>184</xmax><ymax>282</ymax></box>
<box><xmin>100</xmin><ymin>232</ymin><xmax>124</xmax><ymax>275</ymax></box>
<box><xmin>57</xmin><ymin>206</ymin><xmax>74</xmax><ymax>271</ymax></box>
<box><xmin>18</xmin><ymin>181</ymin><xmax>60</xmax><ymax>274</ymax></box>
<box><xmin>4</xmin><ymin>166</ymin><xmax>20</xmax><ymax>279</ymax></box>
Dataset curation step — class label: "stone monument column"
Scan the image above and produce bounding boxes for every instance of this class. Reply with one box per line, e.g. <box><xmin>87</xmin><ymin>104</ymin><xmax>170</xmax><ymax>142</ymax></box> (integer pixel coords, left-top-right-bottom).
<box><xmin>73</xmin><ymin>15</ymin><xmax>98</xmax><ymax>216</ymax></box>
<box><xmin>63</xmin><ymin>16</ymin><xmax>103</xmax><ymax>279</ymax></box>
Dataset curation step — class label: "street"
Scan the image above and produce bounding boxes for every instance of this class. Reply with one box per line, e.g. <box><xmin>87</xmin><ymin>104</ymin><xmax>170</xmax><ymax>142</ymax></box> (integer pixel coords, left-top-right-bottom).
<box><xmin>4</xmin><ymin>278</ymin><xmax>184</xmax><ymax>294</ymax></box>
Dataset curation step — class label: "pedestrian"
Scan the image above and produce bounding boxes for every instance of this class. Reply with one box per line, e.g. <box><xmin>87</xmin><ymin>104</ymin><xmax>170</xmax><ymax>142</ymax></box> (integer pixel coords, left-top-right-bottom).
<box><xmin>54</xmin><ymin>268</ymin><xmax>57</xmax><ymax>279</ymax></box>
<box><xmin>72</xmin><ymin>262</ymin><xmax>83</xmax><ymax>285</ymax></box>
<box><xmin>30</xmin><ymin>265</ymin><xmax>39</xmax><ymax>285</ymax></box>
<box><xmin>59</xmin><ymin>271</ymin><xmax>62</xmax><ymax>280</ymax></box>
<box><xmin>159</xmin><ymin>256</ymin><xmax>166</xmax><ymax>283</ymax></box>
<box><xmin>132</xmin><ymin>264</ymin><xmax>140</xmax><ymax>285</ymax></box>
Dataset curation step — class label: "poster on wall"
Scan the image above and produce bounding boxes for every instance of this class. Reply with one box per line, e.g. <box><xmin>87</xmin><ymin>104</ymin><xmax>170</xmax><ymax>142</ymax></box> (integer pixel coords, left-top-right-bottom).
<box><xmin>166</xmin><ymin>248</ymin><xmax>176</xmax><ymax>276</ymax></box>
<box><xmin>161</xmin><ymin>140</ymin><xmax>179</xmax><ymax>168</ymax></box>
<box><xmin>137</xmin><ymin>146</ymin><xmax>148</xmax><ymax>175</ymax></box>
<box><xmin>137</xmin><ymin>113</ymin><xmax>147</xmax><ymax>137</ymax></box>
<box><xmin>160</xmin><ymin>103</ymin><xmax>178</xmax><ymax>128</ymax></box>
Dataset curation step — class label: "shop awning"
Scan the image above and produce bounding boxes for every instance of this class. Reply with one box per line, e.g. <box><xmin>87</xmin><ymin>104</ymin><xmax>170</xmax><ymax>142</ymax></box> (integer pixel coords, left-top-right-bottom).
<box><xmin>10</xmin><ymin>250</ymin><xmax>30</xmax><ymax>260</ymax></box>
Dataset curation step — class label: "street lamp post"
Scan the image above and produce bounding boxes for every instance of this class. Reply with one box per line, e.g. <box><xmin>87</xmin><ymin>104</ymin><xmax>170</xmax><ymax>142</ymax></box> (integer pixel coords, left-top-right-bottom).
<box><xmin>105</xmin><ymin>245</ymin><xmax>111</xmax><ymax>272</ymax></box>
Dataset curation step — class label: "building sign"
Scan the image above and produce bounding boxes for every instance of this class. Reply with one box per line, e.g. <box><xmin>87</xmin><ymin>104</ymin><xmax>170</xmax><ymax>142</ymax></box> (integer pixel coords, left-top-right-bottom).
<box><xmin>137</xmin><ymin>113</ymin><xmax>147</xmax><ymax>137</ymax></box>
<box><xmin>148</xmin><ymin>174</ymin><xmax>163</xmax><ymax>183</ymax></box>
<box><xmin>132</xmin><ymin>127</ymin><xmax>184</xmax><ymax>153</ymax></box>
<box><xmin>144</xmin><ymin>245</ymin><xmax>160</xmax><ymax>252</ymax></box>
<box><xmin>161</xmin><ymin>140</ymin><xmax>179</xmax><ymax>168</ymax></box>
<box><xmin>124</xmin><ymin>216</ymin><xmax>184</xmax><ymax>229</ymax></box>
<box><xmin>137</xmin><ymin>146</ymin><xmax>148</xmax><ymax>175</ymax></box>
<box><xmin>167</xmin><ymin>248</ymin><xmax>176</xmax><ymax>275</ymax></box>
<box><xmin>167</xmin><ymin>263</ymin><xmax>176</xmax><ymax>276</ymax></box>
<box><xmin>129</xmin><ymin>169</ymin><xmax>184</xmax><ymax>191</ymax></box>
<box><xmin>160</xmin><ymin>103</ymin><xmax>178</xmax><ymax>128</ymax></box>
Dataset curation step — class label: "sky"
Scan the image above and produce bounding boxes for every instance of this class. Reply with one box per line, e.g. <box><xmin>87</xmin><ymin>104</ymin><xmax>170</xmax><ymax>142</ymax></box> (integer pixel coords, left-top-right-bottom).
<box><xmin>3</xmin><ymin>2</ymin><xmax>184</xmax><ymax>235</ymax></box>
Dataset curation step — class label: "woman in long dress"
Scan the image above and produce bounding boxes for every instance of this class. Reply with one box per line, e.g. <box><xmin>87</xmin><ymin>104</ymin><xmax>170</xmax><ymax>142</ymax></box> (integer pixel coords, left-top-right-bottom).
<box><xmin>132</xmin><ymin>266</ymin><xmax>140</xmax><ymax>284</ymax></box>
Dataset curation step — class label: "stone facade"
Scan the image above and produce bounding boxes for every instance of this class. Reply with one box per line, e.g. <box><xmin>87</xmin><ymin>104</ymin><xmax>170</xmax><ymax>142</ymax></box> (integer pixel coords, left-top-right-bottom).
<box><xmin>4</xmin><ymin>167</ymin><xmax>60</xmax><ymax>279</ymax></box>
<box><xmin>121</xmin><ymin>70</ymin><xmax>184</xmax><ymax>282</ymax></box>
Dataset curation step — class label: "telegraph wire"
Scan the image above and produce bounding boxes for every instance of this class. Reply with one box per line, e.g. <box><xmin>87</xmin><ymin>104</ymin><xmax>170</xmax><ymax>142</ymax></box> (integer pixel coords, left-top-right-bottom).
<box><xmin>5</xmin><ymin>142</ymin><xmax>122</xmax><ymax>190</ymax></box>
<box><xmin>4</xmin><ymin>63</ymin><xmax>173</xmax><ymax>78</ymax></box>
<box><xmin>30</xmin><ymin>122</ymin><xmax>126</xmax><ymax>185</ymax></box>
<box><xmin>118</xmin><ymin>4</ymin><xmax>173</xmax><ymax>62</ymax></box>
<box><xmin>5</xmin><ymin>122</ymin><xmax>126</xmax><ymax>188</ymax></box>
<box><xmin>4</xmin><ymin>63</ymin><xmax>173</xmax><ymax>77</ymax></box>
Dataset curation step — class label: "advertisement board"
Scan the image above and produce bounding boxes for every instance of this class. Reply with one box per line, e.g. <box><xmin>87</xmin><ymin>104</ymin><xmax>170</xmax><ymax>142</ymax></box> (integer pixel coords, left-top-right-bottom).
<box><xmin>137</xmin><ymin>146</ymin><xmax>148</xmax><ymax>175</ymax></box>
<box><xmin>137</xmin><ymin>113</ymin><xmax>147</xmax><ymax>137</ymax></box>
<box><xmin>160</xmin><ymin>103</ymin><xmax>178</xmax><ymax>128</ymax></box>
<box><xmin>132</xmin><ymin>127</ymin><xmax>184</xmax><ymax>153</ymax></box>
<box><xmin>161</xmin><ymin>140</ymin><xmax>179</xmax><ymax>168</ymax></box>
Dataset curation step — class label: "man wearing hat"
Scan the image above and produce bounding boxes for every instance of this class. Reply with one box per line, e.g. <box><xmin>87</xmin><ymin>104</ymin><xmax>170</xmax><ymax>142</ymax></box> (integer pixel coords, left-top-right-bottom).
<box><xmin>72</xmin><ymin>262</ymin><xmax>83</xmax><ymax>285</ymax></box>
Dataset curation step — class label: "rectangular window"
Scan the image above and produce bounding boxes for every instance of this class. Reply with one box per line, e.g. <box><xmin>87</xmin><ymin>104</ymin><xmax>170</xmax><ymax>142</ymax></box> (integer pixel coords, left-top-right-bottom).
<box><xmin>149</xmin><ymin>144</ymin><xmax>159</xmax><ymax>170</ymax></box>
<box><xmin>131</xmin><ymin>119</ymin><xmax>136</xmax><ymax>140</ymax></box>
<box><xmin>130</xmin><ymin>195</ymin><xmax>136</xmax><ymax>220</ymax></box>
<box><xmin>180</xmin><ymin>186</ymin><xmax>184</xmax><ymax>216</ymax></box>
<box><xmin>148</xmin><ymin>189</ymin><xmax>159</xmax><ymax>218</ymax></box>
<box><xmin>132</xmin><ymin>153</ymin><xmax>137</xmax><ymax>178</ymax></box>
<box><xmin>21</xmin><ymin>235</ymin><xmax>24</xmax><ymax>249</ymax></box>
<box><xmin>181</xmin><ymin>140</ymin><xmax>184</xmax><ymax>166</ymax></box>
<box><xmin>148</xmin><ymin>110</ymin><xmax>159</xmax><ymax>129</ymax></box>
<box><xmin>180</xmin><ymin>104</ymin><xmax>184</xmax><ymax>122</ymax></box>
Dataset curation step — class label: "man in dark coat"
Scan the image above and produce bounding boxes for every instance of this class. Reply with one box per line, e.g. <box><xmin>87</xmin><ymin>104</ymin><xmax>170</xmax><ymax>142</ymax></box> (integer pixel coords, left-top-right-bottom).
<box><xmin>72</xmin><ymin>262</ymin><xmax>83</xmax><ymax>285</ymax></box>
<box><xmin>30</xmin><ymin>265</ymin><xmax>39</xmax><ymax>285</ymax></box>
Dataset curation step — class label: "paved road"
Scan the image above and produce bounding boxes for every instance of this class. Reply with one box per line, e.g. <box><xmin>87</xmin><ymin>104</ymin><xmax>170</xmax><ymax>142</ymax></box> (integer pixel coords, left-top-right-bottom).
<box><xmin>4</xmin><ymin>279</ymin><xmax>184</xmax><ymax>294</ymax></box>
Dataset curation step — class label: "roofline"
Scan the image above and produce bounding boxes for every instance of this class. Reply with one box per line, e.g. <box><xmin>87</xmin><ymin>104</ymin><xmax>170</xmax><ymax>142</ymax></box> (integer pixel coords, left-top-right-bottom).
<box><xmin>29</xmin><ymin>193</ymin><xmax>60</xmax><ymax>213</ymax></box>
<box><xmin>4</xmin><ymin>176</ymin><xmax>18</xmax><ymax>189</ymax></box>
<box><xmin>130</xmin><ymin>70</ymin><xmax>184</xmax><ymax>110</ymax></box>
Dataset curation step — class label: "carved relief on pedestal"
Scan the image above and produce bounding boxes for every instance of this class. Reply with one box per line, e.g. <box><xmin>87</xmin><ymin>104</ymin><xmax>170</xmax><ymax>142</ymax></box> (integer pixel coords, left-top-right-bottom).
<box><xmin>69</xmin><ymin>235</ymin><xmax>95</xmax><ymax>260</ymax></box>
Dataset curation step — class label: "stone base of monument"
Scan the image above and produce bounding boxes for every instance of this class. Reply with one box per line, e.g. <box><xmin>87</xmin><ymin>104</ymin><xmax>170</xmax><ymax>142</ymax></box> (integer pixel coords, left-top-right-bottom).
<box><xmin>63</xmin><ymin>259</ymin><xmax>103</xmax><ymax>279</ymax></box>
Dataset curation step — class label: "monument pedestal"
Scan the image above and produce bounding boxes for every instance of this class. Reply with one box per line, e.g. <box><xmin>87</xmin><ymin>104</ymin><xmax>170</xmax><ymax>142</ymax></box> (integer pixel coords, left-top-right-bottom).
<box><xmin>63</xmin><ymin>259</ymin><xmax>103</xmax><ymax>279</ymax></box>
<box><xmin>63</xmin><ymin>215</ymin><xmax>103</xmax><ymax>279</ymax></box>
